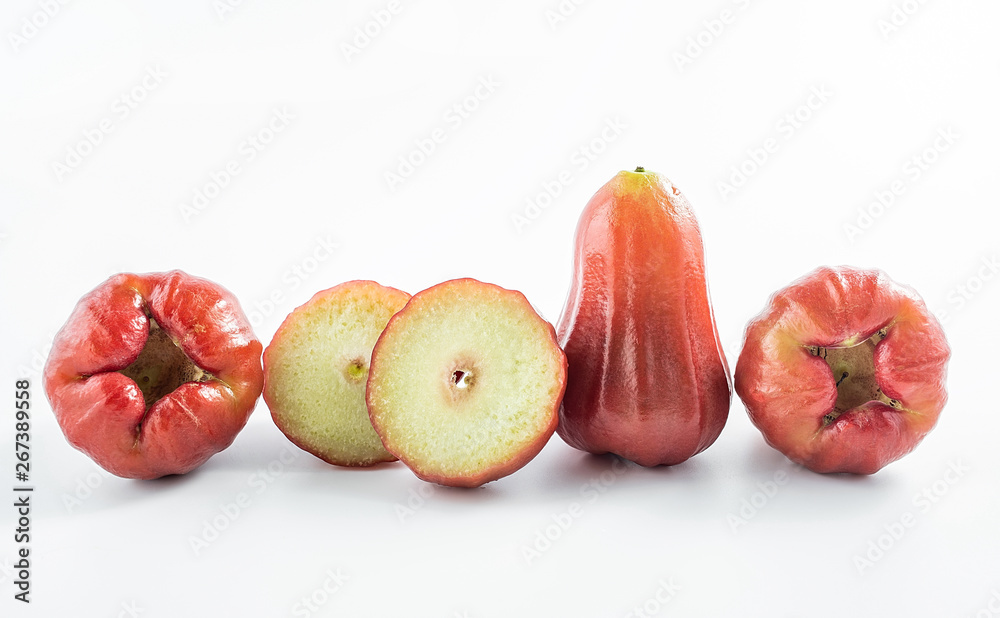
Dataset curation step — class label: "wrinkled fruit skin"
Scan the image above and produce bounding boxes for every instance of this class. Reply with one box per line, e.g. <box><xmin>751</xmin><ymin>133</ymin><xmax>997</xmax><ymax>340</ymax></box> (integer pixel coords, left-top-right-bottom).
<box><xmin>557</xmin><ymin>168</ymin><xmax>732</xmax><ymax>466</ymax></box>
<box><xmin>44</xmin><ymin>270</ymin><xmax>264</xmax><ymax>479</ymax></box>
<box><xmin>734</xmin><ymin>266</ymin><xmax>950</xmax><ymax>474</ymax></box>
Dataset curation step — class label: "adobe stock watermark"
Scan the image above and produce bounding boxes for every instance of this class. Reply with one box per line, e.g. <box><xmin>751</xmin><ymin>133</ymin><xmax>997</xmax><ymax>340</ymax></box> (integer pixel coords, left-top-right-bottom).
<box><xmin>291</xmin><ymin>568</ymin><xmax>349</xmax><ymax>618</ymax></box>
<box><xmin>177</xmin><ymin>106</ymin><xmax>295</xmax><ymax>222</ymax></box>
<box><xmin>8</xmin><ymin>0</ymin><xmax>73</xmax><ymax>54</ymax></box>
<box><xmin>544</xmin><ymin>0</ymin><xmax>588</xmax><ymax>31</ymax></box>
<box><xmin>395</xmin><ymin>483</ymin><xmax>437</xmax><ymax>523</ymax></box>
<box><xmin>511</xmin><ymin>116</ymin><xmax>627</xmax><ymax>233</ymax></box>
<box><xmin>16</xmin><ymin>332</ymin><xmax>55</xmax><ymax>382</ymax></box>
<box><xmin>966</xmin><ymin>587</ymin><xmax>1000</xmax><ymax>618</ymax></box>
<box><xmin>341</xmin><ymin>0</ymin><xmax>406</xmax><ymax>62</ymax></box>
<box><xmin>0</xmin><ymin>557</ymin><xmax>16</xmax><ymax>586</ymax></box>
<box><xmin>624</xmin><ymin>578</ymin><xmax>681</xmax><ymax>618</ymax></box>
<box><xmin>934</xmin><ymin>254</ymin><xmax>999</xmax><ymax>326</ymax></box>
<box><xmin>188</xmin><ymin>445</ymin><xmax>301</xmax><ymax>556</ymax></box>
<box><xmin>245</xmin><ymin>235</ymin><xmax>340</xmax><ymax>329</ymax></box>
<box><xmin>212</xmin><ymin>0</ymin><xmax>252</xmax><ymax>22</ymax></box>
<box><xmin>723</xmin><ymin>333</ymin><xmax>744</xmax><ymax>374</ymax></box>
<box><xmin>717</xmin><ymin>85</ymin><xmax>833</xmax><ymax>201</ymax></box>
<box><xmin>852</xmin><ymin>459</ymin><xmax>969</xmax><ymax>575</ymax></box>
<box><xmin>673</xmin><ymin>0</ymin><xmax>755</xmax><ymax>72</ymax></box>
<box><xmin>877</xmin><ymin>0</ymin><xmax>932</xmax><ymax>40</ymax></box>
<box><xmin>843</xmin><ymin>127</ymin><xmax>958</xmax><ymax>243</ymax></box>
<box><xmin>112</xmin><ymin>601</ymin><xmax>145</xmax><ymax>618</ymax></box>
<box><xmin>521</xmin><ymin>457</ymin><xmax>631</xmax><ymax>565</ymax></box>
<box><xmin>384</xmin><ymin>75</ymin><xmax>500</xmax><ymax>192</ymax></box>
<box><xmin>727</xmin><ymin>465</ymin><xmax>791</xmax><ymax>533</ymax></box>
<box><xmin>61</xmin><ymin>466</ymin><xmax>114</xmax><ymax>513</ymax></box>
<box><xmin>51</xmin><ymin>64</ymin><xmax>167</xmax><ymax>183</ymax></box>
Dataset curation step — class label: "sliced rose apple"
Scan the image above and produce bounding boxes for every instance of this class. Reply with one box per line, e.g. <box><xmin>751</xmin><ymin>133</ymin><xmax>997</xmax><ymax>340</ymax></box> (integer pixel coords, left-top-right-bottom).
<box><xmin>366</xmin><ymin>278</ymin><xmax>567</xmax><ymax>488</ymax></box>
<box><xmin>263</xmin><ymin>280</ymin><xmax>410</xmax><ymax>466</ymax></box>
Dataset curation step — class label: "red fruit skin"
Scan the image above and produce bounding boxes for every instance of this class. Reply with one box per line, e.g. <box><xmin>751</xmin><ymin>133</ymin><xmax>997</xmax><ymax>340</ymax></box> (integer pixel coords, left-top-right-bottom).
<box><xmin>43</xmin><ymin>271</ymin><xmax>264</xmax><ymax>479</ymax></box>
<box><xmin>557</xmin><ymin>169</ymin><xmax>732</xmax><ymax>467</ymax></box>
<box><xmin>734</xmin><ymin>267</ymin><xmax>950</xmax><ymax>474</ymax></box>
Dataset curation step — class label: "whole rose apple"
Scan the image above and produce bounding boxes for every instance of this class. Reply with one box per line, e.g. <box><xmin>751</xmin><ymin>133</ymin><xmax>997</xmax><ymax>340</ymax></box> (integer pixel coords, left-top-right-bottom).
<box><xmin>557</xmin><ymin>167</ymin><xmax>731</xmax><ymax>466</ymax></box>
<box><xmin>734</xmin><ymin>266</ymin><xmax>950</xmax><ymax>474</ymax></box>
<box><xmin>44</xmin><ymin>270</ymin><xmax>264</xmax><ymax>479</ymax></box>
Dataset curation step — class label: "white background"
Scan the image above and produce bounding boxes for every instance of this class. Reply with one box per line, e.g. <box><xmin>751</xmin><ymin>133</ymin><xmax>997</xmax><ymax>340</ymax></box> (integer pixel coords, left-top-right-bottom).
<box><xmin>2</xmin><ymin>1</ymin><xmax>999</xmax><ymax>616</ymax></box>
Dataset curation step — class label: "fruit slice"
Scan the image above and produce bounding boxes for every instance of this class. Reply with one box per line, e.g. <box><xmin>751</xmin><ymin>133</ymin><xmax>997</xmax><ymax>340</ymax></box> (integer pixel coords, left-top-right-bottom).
<box><xmin>366</xmin><ymin>278</ymin><xmax>567</xmax><ymax>487</ymax></box>
<box><xmin>263</xmin><ymin>281</ymin><xmax>410</xmax><ymax>466</ymax></box>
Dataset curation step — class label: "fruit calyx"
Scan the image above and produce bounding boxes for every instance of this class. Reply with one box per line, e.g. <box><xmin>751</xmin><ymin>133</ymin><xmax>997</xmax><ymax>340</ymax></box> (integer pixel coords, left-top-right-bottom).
<box><xmin>444</xmin><ymin>356</ymin><xmax>478</xmax><ymax>403</ymax></box>
<box><xmin>344</xmin><ymin>357</ymin><xmax>368</xmax><ymax>383</ymax></box>
<box><xmin>808</xmin><ymin>327</ymin><xmax>902</xmax><ymax>426</ymax></box>
<box><xmin>119</xmin><ymin>314</ymin><xmax>214</xmax><ymax>412</ymax></box>
<box><xmin>451</xmin><ymin>370</ymin><xmax>473</xmax><ymax>388</ymax></box>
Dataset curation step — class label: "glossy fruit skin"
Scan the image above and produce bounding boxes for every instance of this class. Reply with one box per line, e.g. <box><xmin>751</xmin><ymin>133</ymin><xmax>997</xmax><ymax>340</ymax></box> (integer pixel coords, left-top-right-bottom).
<box><xmin>734</xmin><ymin>266</ymin><xmax>950</xmax><ymax>474</ymax></box>
<box><xmin>557</xmin><ymin>169</ymin><xmax>731</xmax><ymax>466</ymax></box>
<box><xmin>43</xmin><ymin>270</ymin><xmax>264</xmax><ymax>479</ymax></box>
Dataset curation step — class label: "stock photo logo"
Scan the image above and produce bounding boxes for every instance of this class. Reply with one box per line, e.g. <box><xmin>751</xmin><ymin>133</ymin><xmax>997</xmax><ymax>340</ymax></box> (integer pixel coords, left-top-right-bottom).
<box><xmin>510</xmin><ymin>117</ymin><xmax>627</xmax><ymax>233</ymax></box>
<box><xmin>177</xmin><ymin>107</ymin><xmax>295</xmax><ymax>222</ymax></box>
<box><xmin>51</xmin><ymin>65</ymin><xmax>167</xmax><ymax>183</ymax></box>
<box><xmin>383</xmin><ymin>75</ymin><xmax>500</xmax><ymax>192</ymax></box>
<box><xmin>852</xmin><ymin>460</ymin><xmax>969</xmax><ymax>575</ymax></box>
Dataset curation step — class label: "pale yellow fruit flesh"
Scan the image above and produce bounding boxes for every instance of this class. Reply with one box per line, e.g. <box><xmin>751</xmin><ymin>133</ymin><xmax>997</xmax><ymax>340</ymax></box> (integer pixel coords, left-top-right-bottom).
<box><xmin>266</xmin><ymin>283</ymin><xmax>408</xmax><ymax>465</ymax></box>
<box><xmin>369</xmin><ymin>282</ymin><xmax>564</xmax><ymax>480</ymax></box>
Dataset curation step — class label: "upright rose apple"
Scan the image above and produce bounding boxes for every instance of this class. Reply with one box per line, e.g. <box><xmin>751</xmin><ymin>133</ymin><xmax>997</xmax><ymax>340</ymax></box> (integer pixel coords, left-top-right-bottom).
<box><xmin>557</xmin><ymin>167</ymin><xmax>731</xmax><ymax>466</ymax></box>
<box><xmin>734</xmin><ymin>266</ymin><xmax>950</xmax><ymax>474</ymax></box>
<box><xmin>44</xmin><ymin>270</ymin><xmax>264</xmax><ymax>479</ymax></box>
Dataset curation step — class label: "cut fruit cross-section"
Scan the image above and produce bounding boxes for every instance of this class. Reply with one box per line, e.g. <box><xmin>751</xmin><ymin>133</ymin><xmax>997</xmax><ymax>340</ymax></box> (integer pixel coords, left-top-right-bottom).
<box><xmin>264</xmin><ymin>280</ymin><xmax>410</xmax><ymax>467</ymax></box>
<box><xmin>366</xmin><ymin>278</ymin><xmax>567</xmax><ymax>488</ymax></box>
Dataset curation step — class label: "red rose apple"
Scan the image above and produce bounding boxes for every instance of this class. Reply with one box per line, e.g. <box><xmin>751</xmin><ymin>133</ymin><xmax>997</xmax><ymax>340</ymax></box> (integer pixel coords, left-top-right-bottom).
<box><xmin>734</xmin><ymin>266</ymin><xmax>950</xmax><ymax>474</ymax></box>
<box><xmin>557</xmin><ymin>167</ymin><xmax>731</xmax><ymax>466</ymax></box>
<box><xmin>44</xmin><ymin>270</ymin><xmax>264</xmax><ymax>479</ymax></box>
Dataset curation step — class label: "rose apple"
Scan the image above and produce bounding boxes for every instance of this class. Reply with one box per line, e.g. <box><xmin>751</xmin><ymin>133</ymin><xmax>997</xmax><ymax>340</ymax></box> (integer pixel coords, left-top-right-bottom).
<box><xmin>557</xmin><ymin>167</ymin><xmax>731</xmax><ymax>466</ymax></box>
<box><xmin>263</xmin><ymin>280</ymin><xmax>410</xmax><ymax>466</ymax></box>
<box><xmin>44</xmin><ymin>270</ymin><xmax>264</xmax><ymax>479</ymax></box>
<box><xmin>366</xmin><ymin>278</ymin><xmax>567</xmax><ymax>487</ymax></box>
<box><xmin>734</xmin><ymin>266</ymin><xmax>950</xmax><ymax>474</ymax></box>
